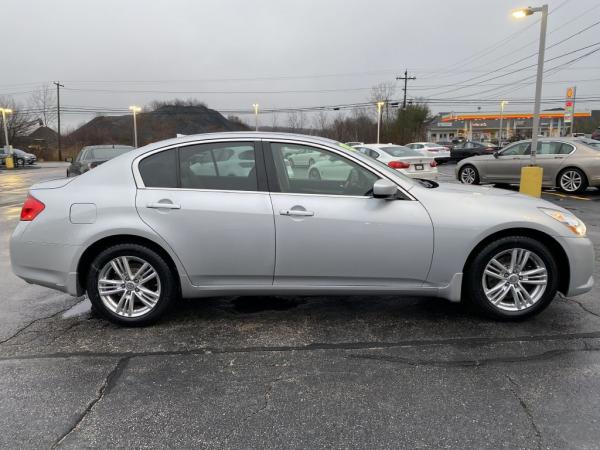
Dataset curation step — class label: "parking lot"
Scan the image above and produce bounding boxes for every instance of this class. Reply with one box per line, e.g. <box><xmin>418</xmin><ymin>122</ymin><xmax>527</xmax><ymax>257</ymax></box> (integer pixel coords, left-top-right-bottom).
<box><xmin>1</xmin><ymin>163</ymin><xmax>599</xmax><ymax>449</ymax></box>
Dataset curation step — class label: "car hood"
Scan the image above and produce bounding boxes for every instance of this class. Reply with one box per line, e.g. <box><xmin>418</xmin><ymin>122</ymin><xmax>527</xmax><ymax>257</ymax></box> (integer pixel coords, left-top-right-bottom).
<box><xmin>432</xmin><ymin>182</ymin><xmax>519</xmax><ymax>197</ymax></box>
<box><xmin>459</xmin><ymin>154</ymin><xmax>496</xmax><ymax>163</ymax></box>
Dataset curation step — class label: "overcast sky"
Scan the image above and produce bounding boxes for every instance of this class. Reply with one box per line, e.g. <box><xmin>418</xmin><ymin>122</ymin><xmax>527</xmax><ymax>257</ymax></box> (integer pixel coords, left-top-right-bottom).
<box><xmin>3</xmin><ymin>0</ymin><xmax>600</xmax><ymax>129</ymax></box>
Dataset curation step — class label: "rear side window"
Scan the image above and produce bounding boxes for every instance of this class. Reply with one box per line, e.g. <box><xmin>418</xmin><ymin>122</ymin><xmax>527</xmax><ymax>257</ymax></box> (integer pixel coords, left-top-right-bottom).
<box><xmin>139</xmin><ymin>148</ymin><xmax>178</xmax><ymax>188</ymax></box>
<box><xmin>179</xmin><ymin>142</ymin><xmax>257</xmax><ymax>191</ymax></box>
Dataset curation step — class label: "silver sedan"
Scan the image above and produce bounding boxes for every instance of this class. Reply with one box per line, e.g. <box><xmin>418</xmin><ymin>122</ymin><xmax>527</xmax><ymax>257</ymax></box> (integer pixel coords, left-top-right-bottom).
<box><xmin>456</xmin><ymin>137</ymin><xmax>600</xmax><ymax>194</ymax></box>
<box><xmin>10</xmin><ymin>132</ymin><xmax>594</xmax><ymax>326</ymax></box>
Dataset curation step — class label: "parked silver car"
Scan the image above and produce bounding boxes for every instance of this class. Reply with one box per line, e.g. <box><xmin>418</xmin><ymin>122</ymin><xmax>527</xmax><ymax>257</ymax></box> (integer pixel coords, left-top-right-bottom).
<box><xmin>11</xmin><ymin>132</ymin><xmax>594</xmax><ymax>325</ymax></box>
<box><xmin>456</xmin><ymin>138</ymin><xmax>600</xmax><ymax>194</ymax></box>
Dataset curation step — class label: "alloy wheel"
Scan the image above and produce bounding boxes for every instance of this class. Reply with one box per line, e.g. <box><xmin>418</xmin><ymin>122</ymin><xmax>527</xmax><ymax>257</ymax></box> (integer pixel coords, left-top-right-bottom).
<box><xmin>560</xmin><ymin>170</ymin><xmax>582</xmax><ymax>193</ymax></box>
<box><xmin>481</xmin><ymin>248</ymin><xmax>548</xmax><ymax>312</ymax></box>
<box><xmin>97</xmin><ymin>256</ymin><xmax>161</xmax><ymax>318</ymax></box>
<box><xmin>460</xmin><ymin>167</ymin><xmax>476</xmax><ymax>184</ymax></box>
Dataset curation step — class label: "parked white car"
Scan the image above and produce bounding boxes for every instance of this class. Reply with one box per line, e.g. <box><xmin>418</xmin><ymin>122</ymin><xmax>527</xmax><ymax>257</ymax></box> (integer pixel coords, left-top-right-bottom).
<box><xmin>405</xmin><ymin>142</ymin><xmax>451</xmax><ymax>163</ymax></box>
<box><xmin>285</xmin><ymin>147</ymin><xmax>326</xmax><ymax>168</ymax></box>
<box><xmin>356</xmin><ymin>144</ymin><xmax>438</xmax><ymax>181</ymax></box>
<box><xmin>189</xmin><ymin>146</ymin><xmax>255</xmax><ymax>177</ymax></box>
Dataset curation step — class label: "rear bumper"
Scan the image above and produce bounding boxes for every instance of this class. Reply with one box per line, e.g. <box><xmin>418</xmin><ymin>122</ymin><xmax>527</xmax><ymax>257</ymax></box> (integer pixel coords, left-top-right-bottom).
<box><xmin>10</xmin><ymin>222</ymin><xmax>81</xmax><ymax>296</ymax></box>
<box><xmin>402</xmin><ymin>170</ymin><xmax>438</xmax><ymax>181</ymax></box>
<box><xmin>555</xmin><ymin>236</ymin><xmax>595</xmax><ymax>297</ymax></box>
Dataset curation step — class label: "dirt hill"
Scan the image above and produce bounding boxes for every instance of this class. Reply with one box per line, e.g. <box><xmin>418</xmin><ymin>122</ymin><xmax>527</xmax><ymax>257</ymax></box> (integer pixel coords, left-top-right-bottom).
<box><xmin>65</xmin><ymin>104</ymin><xmax>249</xmax><ymax>155</ymax></box>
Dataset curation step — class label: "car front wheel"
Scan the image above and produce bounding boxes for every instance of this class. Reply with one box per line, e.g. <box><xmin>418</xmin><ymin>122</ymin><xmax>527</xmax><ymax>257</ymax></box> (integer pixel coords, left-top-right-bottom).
<box><xmin>464</xmin><ymin>236</ymin><xmax>558</xmax><ymax>320</ymax></box>
<box><xmin>459</xmin><ymin>165</ymin><xmax>480</xmax><ymax>185</ymax></box>
<box><xmin>86</xmin><ymin>243</ymin><xmax>177</xmax><ymax>326</ymax></box>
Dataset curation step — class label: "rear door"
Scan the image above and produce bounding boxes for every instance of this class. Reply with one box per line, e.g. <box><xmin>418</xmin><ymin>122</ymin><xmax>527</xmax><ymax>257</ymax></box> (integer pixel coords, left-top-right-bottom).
<box><xmin>135</xmin><ymin>140</ymin><xmax>275</xmax><ymax>286</ymax></box>
<box><xmin>534</xmin><ymin>141</ymin><xmax>576</xmax><ymax>184</ymax></box>
<box><xmin>265</xmin><ymin>141</ymin><xmax>434</xmax><ymax>288</ymax></box>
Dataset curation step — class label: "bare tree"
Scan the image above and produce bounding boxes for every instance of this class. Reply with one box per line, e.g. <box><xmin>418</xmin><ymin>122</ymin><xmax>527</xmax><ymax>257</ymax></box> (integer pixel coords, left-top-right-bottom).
<box><xmin>30</xmin><ymin>84</ymin><xmax>57</xmax><ymax>127</ymax></box>
<box><xmin>286</xmin><ymin>111</ymin><xmax>305</xmax><ymax>131</ymax></box>
<box><xmin>0</xmin><ymin>96</ymin><xmax>39</xmax><ymax>146</ymax></box>
<box><xmin>312</xmin><ymin>110</ymin><xmax>330</xmax><ymax>136</ymax></box>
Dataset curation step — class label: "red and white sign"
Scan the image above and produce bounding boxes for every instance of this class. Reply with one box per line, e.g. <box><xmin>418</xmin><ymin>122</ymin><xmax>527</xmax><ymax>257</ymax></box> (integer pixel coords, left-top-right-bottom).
<box><xmin>564</xmin><ymin>86</ymin><xmax>576</xmax><ymax>124</ymax></box>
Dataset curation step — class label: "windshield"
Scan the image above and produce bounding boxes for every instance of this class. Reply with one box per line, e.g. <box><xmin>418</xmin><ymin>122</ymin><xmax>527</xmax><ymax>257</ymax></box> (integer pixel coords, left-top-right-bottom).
<box><xmin>83</xmin><ymin>147</ymin><xmax>132</xmax><ymax>161</ymax></box>
<box><xmin>381</xmin><ymin>146</ymin><xmax>423</xmax><ymax>157</ymax></box>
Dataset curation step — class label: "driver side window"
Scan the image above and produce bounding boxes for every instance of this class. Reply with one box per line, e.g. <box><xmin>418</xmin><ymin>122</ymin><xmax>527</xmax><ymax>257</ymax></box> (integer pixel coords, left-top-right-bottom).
<box><xmin>501</xmin><ymin>142</ymin><xmax>530</xmax><ymax>156</ymax></box>
<box><xmin>270</xmin><ymin>143</ymin><xmax>379</xmax><ymax>196</ymax></box>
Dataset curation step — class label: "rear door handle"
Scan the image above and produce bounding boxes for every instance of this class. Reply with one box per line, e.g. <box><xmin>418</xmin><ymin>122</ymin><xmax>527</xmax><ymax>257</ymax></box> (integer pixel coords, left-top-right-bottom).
<box><xmin>147</xmin><ymin>202</ymin><xmax>181</xmax><ymax>210</ymax></box>
<box><xmin>280</xmin><ymin>209</ymin><xmax>314</xmax><ymax>217</ymax></box>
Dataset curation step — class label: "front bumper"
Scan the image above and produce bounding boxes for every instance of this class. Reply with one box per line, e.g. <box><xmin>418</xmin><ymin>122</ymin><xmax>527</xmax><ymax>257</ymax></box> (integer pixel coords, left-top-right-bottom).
<box><xmin>555</xmin><ymin>236</ymin><xmax>595</xmax><ymax>297</ymax></box>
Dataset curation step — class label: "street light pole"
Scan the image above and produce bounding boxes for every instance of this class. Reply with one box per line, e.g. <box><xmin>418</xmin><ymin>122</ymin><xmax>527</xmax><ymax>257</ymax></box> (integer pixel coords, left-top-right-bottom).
<box><xmin>129</xmin><ymin>106</ymin><xmax>141</xmax><ymax>148</ymax></box>
<box><xmin>252</xmin><ymin>104</ymin><xmax>259</xmax><ymax>131</ymax></box>
<box><xmin>0</xmin><ymin>108</ymin><xmax>12</xmax><ymax>149</ymax></box>
<box><xmin>498</xmin><ymin>100</ymin><xmax>508</xmax><ymax>146</ymax></box>
<box><xmin>376</xmin><ymin>101</ymin><xmax>385</xmax><ymax>143</ymax></box>
<box><xmin>512</xmin><ymin>4</ymin><xmax>548</xmax><ymax>197</ymax></box>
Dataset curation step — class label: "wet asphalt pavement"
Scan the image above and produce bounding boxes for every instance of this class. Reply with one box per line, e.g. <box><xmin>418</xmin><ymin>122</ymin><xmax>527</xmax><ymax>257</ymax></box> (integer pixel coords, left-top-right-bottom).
<box><xmin>1</xmin><ymin>163</ymin><xmax>599</xmax><ymax>449</ymax></box>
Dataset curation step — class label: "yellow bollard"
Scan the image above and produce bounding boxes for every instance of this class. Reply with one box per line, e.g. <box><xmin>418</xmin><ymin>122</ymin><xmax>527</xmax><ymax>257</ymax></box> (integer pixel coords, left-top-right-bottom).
<box><xmin>5</xmin><ymin>155</ymin><xmax>14</xmax><ymax>169</ymax></box>
<box><xmin>519</xmin><ymin>166</ymin><xmax>543</xmax><ymax>198</ymax></box>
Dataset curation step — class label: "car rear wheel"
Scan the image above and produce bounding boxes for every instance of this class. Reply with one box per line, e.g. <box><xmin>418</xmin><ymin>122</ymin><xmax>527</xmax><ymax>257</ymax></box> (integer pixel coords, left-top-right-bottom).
<box><xmin>464</xmin><ymin>236</ymin><xmax>558</xmax><ymax>320</ymax></box>
<box><xmin>86</xmin><ymin>244</ymin><xmax>177</xmax><ymax>326</ymax></box>
<box><xmin>459</xmin><ymin>165</ymin><xmax>480</xmax><ymax>185</ymax></box>
<box><xmin>558</xmin><ymin>167</ymin><xmax>587</xmax><ymax>194</ymax></box>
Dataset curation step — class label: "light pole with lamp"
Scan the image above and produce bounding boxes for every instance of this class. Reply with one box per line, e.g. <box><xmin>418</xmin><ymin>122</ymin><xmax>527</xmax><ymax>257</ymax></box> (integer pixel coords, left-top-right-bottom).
<box><xmin>129</xmin><ymin>106</ymin><xmax>141</xmax><ymax>148</ymax></box>
<box><xmin>498</xmin><ymin>100</ymin><xmax>508</xmax><ymax>147</ymax></box>
<box><xmin>252</xmin><ymin>104</ymin><xmax>259</xmax><ymax>131</ymax></box>
<box><xmin>376</xmin><ymin>101</ymin><xmax>385</xmax><ymax>144</ymax></box>
<box><xmin>0</xmin><ymin>107</ymin><xmax>14</xmax><ymax>169</ymax></box>
<box><xmin>512</xmin><ymin>4</ymin><xmax>548</xmax><ymax>197</ymax></box>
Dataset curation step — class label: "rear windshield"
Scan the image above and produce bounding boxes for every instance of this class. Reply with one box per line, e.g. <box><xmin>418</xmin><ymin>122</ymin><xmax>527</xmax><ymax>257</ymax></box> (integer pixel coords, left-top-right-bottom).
<box><xmin>577</xmin><ymin>139</ymin><xmax>600</xmax><ymax>150</ymax></box>
<box><xmin>381</xmin><ymin>146</ymin><xmax>423</xmax><ymax>157</ymax></box>
<box><xmin>83</xmin><ymin>147</ymin><xmax>132</xmax><ymax>160</ymax></box>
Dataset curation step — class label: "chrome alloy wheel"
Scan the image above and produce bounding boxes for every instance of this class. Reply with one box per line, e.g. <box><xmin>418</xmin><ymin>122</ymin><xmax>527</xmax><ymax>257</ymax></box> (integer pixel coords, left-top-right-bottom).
<box><xmin>560</xmin><ymin>170</ymin><xmax>583</xmax><ymax>193</ymax></box>
<box><xmin>482</xmin><ymin>248</ymin><xmax>548</xmax><ymax>312</ymax></box>
<box><xmin>97</xmin><ymin>256</ymin><xmax>161</xmax><ymax>318</ymax></box>
<box><xmin>460</xmin><ymin>166</ymin><xmax>476</xmax><ymax>184</ymax></box>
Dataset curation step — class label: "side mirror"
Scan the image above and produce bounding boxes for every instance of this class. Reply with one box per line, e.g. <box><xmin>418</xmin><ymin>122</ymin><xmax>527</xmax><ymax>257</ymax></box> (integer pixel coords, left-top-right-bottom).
<box><xmin>373</xmin><ymin>179</ymin><xmax>398</xmax><ymax>199</ymax></box>
<box><xmin>66</xmin><ymin>157</ymin><xmax>73</xmax><ymax>163</ymax></box>
<box><xmin>493</xmin><ymin>151</ymin><xmax>499</xmax><ymax>159</ymax></box>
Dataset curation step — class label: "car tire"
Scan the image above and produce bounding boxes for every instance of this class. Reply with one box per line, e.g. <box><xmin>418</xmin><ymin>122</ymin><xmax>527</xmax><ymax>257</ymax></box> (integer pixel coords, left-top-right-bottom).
<box><xmin>463</xmin><ymin>236</ymin><xmax>559</xmax><ymax>320</ymax></box>
<box><xmin>459</xmin><ymin>165</ymin><xmax>480</xmax><ymax>185</ymax></box>
<box><xmin>86</xmin><ymin>243</ymin><xmax>177</xmax><ymax>326</ymax></box>
<box><xmin>16</xmin><ymin>158</ymin><xmax>25</xmax><ymax>166</ymax></box>
<box><xmin>557</xmin><ymin>167</ymin><xmax>588</xmax><ymax>194</ymax></box>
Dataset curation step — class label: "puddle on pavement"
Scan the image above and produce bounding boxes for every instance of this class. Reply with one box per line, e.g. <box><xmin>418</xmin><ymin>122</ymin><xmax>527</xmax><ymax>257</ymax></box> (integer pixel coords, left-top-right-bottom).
<box><xmin>62</xmin><ymin>298</ymin><xmax>92</xmax><ymax>318</ymax></box>
<box><xmin>231</xmin><ymin>296</ymin><xmax>304</xmax><ymax>314</ymax></box>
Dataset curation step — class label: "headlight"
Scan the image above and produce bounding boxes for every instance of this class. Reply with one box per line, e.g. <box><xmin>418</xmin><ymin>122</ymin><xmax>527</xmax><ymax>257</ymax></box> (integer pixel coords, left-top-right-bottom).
<box><xmin>539</xmin><ymin>208</ymin><xmax>586</xmax><ymax>237</ymax></box>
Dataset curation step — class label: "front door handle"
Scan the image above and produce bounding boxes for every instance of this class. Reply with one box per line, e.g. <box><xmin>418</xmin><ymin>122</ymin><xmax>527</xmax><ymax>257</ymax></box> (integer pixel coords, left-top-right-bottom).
<box><xmin>147</xmin><ymin>202</ymin><xmax>181</xmax><ymax>210</ymax></box>
<box><xmin>280</xmin><ymin>209</ymin><xmax>314</xmax><ymax>217</ymax></box>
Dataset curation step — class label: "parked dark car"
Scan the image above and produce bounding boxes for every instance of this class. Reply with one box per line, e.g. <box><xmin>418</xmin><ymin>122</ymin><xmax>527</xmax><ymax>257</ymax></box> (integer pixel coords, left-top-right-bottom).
<box><xmin>450</xmin><ymin>141</ymin><xmax>497</xmax><ymax>161</ymax></box>
<box><xmin>592</xmin><ymin>127</ymin><xmax>600</xmax><ymax>141</ymax></box>
<box><xmin>67</xmin><ymin>144</ymin><xmax>134</xmax><ymax>177</ymax></box>
<box><xmin>0</xmin><ymin>148</ymin><xmax>36</xmax><ymax>166</ymax></box>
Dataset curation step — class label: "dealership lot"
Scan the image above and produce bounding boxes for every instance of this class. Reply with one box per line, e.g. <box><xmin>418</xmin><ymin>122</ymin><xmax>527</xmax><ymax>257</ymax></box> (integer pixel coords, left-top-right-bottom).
<box><xmin>1</xmin><ymin>164</ymin><xmax>600</xmax><ymax>448</ymax></box>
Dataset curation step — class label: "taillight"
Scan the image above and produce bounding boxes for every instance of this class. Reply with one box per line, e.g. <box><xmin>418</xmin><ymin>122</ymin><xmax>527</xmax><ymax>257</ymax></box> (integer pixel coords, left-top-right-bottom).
<box><xmin>388</xmin><ymin>161</ymin><xmax>410</xmax><ymax>169</ymax></box>
<box><xmin>20</xmin><ymin>195</ymin><xmax>45</xmax><ymax>221</ymax></box>
<box><xmin>430</xmin><ymin>161</ymin><xmax>437</xmax><ymax>167</ymax></box>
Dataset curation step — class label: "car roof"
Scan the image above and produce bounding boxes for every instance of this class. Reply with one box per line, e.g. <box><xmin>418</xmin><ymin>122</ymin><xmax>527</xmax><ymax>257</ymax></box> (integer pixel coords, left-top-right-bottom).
<box><xmin>81</xmin><ymin>144</ymin><xmax>135</xmax><ymax>150</ymax></box>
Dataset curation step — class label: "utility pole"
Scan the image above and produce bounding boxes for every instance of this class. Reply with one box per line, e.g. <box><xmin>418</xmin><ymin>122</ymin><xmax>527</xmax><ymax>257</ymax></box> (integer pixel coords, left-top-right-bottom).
<box><xmin>53</xmin><ymin>81</ymin><xmax>64</xmax><ymax>161</ymax></box>
<box><xmin>396</xmin><ymin>70</ymin><xmax>416</xmax><ymax>109</ymax></box>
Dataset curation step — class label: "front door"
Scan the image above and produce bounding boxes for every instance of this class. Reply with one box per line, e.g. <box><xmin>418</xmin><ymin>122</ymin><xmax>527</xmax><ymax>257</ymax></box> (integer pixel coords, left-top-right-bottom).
<box><xmin>135</xmin><ymin>141</ymin><xmax>275</xmax><ymax>286</ymax></box>
<box><xmin>266</xmin><ymin>141</ymin><xmax>434</xmax><ymax>288</ymax></box>
<box><xmin>484</xmin><ymin>141</ymin><xmax>531</xmax><ymax>183</ymax></box>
